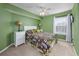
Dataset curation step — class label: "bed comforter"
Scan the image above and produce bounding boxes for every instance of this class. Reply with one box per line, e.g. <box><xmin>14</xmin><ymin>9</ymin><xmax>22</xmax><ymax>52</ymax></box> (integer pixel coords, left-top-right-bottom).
<box><xmin>25</xmin><ymin>30</ymin><xmax>56</xmax><ymax>54</ymax></box>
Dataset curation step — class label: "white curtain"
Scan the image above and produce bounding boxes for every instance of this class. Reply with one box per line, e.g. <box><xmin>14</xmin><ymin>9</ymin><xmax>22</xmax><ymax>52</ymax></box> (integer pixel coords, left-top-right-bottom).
<box><xmin>66</xmin><ymin>14</ymin><xmax>72</xmax><ymax>42</ymax></box>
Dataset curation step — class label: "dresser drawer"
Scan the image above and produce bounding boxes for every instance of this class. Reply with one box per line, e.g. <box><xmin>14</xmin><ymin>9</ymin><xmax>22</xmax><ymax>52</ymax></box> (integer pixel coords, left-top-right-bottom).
<box><xmin>14</xmin><ymin>31</ymin><xmax>25</xmax><ymax>47</ymax></box>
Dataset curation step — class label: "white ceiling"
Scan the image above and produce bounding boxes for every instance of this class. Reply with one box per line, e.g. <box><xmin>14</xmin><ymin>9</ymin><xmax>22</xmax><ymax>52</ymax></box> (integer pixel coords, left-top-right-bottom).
<box><xmin>11</xmin><ymin>3</ymin><xmax>74</xmax><ymax>16</ymax></box>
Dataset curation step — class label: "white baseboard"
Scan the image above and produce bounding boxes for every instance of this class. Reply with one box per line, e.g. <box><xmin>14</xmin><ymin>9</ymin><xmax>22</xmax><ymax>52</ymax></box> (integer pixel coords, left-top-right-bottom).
<box><xmin>0</xmin><ymin>43</ymin><xmax>13</xmax><ymax>54</ymax></box>
<box><xmin>73</xmin><ymin>46</ymin><xmax>77</xmax><ymax>56</ymax></box>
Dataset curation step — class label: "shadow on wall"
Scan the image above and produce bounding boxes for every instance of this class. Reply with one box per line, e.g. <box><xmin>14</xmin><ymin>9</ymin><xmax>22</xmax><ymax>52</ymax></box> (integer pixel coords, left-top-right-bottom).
<box><xmin>7</xmin><ymin>32</ymin><xmax>14</xmax><ymax>45</ymax></box>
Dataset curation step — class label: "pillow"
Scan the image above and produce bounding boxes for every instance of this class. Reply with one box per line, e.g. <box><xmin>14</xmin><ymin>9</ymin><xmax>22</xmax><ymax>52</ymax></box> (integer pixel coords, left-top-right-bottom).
<box><xmin>37</xmin><ymin>29</ymin><xmax>41</xmax><ymax>32</ymax></box>
<box><xmin>37</xmin><ymin>29</ymin><xmax>43</xmax><ymax>32</ymax></box>
<box><xmin>26</xmin><ymin>30</ymin><xmax>33</xmax><ymax>34</ymax></box>
<box><xmin>32</xmin><ymin>29</ymin><xmax>37</xmax><ymax>33</ymax></box>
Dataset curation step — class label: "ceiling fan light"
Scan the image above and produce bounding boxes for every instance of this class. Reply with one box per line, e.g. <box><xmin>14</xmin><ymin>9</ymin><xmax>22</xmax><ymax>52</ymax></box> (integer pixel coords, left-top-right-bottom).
<box><xmin>40</xmin><ymin>12</ymin><xmax>45</xmax><ymax>16</ymax></box>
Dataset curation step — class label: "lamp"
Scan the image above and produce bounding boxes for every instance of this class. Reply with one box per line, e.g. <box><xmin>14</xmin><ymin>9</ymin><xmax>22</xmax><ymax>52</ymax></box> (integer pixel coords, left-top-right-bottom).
<box><xmin>16</xmin><ymin>20</ymin><xmax>22</xmax><ymax>31</ymax></box>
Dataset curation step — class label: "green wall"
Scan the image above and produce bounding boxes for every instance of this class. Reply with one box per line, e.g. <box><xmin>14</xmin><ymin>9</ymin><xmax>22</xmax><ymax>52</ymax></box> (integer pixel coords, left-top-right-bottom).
<box><xmin>12</xmin><ymin>14</ymin><xmax>38</xmax><ymax>32</ymax></box>
<box><xmin>0</xmin><ymin>9</ymin><xmax>13</xmax><ymax>50</ymax></box>
<box><xmin>41</xmin><ymin>15</ymin><xmax>53</xmax><ymax>33</ymax></box>
<box><xmin>3</xmin><ymin>4</ymin><xmax>40</xmax><ymax>20</ymax></box>
<box><xmin>72</xmin><ymin>4</ymin><xmax>79</xmax><ymax>55</ymax></box>
<box><xmin>0</xmin><ymin>4</ymin><xmax>40</xmax><ymax>51</ymax></box>
<box><xmin>40</xmin><ymin>10</ymin><xmax>71</xmax><ymax>39</ymax></box>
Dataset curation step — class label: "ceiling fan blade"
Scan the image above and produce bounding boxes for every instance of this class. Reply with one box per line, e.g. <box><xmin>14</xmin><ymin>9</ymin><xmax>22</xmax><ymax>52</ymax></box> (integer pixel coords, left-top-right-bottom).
<box><xmin>47</xmin><ymin>8</ymin><xmax>51</xmax><ymax>10</ymax></box>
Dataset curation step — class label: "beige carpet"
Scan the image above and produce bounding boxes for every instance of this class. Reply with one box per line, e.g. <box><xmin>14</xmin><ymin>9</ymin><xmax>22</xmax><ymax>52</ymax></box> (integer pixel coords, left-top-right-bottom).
<box><xmin>0</xmin><ymin>40</ymin><xmax>76</xmax><ymax>56</ymax></box>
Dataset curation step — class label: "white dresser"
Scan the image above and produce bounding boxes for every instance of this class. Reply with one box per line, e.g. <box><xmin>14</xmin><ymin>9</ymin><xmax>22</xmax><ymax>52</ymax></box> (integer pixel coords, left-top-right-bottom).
<box><xmin>14</xmin><ymin>31</ymin><xmax>25</xmax><ymax>47</ymax></box>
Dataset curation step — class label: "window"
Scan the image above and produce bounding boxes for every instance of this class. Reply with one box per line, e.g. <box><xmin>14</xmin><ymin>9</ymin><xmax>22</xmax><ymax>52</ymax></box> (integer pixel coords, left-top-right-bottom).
<box><xmin>53</xmin><ymin>16</ymin><xmax>67</xmax><ymax>35</ymax></box>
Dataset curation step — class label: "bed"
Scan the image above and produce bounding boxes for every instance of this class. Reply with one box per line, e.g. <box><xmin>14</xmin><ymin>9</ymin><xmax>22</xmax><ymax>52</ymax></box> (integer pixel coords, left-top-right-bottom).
<box><xmin>24</xmin><ymin>26</ymin><xmax>57</xmax><ymax>55</ymax></box>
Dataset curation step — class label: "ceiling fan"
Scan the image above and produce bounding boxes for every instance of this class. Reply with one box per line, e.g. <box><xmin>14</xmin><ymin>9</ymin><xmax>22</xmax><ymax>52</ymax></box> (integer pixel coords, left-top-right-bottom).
<box><xmin>39</xmin><ymin>6</ymin><xmax>51</xmax><ymax>16</ymax></box>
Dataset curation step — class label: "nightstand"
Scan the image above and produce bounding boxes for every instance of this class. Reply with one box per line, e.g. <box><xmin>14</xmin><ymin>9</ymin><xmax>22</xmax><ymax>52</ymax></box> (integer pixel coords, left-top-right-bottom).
<box><xmin>14</xmin><ymin>31</ymin><xmax>25</xmax><ymax>47</ymax></box>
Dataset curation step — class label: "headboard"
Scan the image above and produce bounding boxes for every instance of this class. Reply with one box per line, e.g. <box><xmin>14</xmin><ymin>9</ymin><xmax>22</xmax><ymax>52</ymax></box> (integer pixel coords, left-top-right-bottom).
<box><xmin>24</xmin><ymin>26</ymin><xmax>37</xmax><ymax>31</ymax></box>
